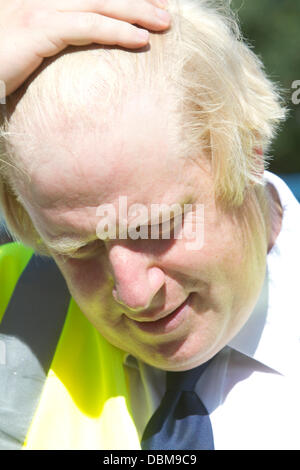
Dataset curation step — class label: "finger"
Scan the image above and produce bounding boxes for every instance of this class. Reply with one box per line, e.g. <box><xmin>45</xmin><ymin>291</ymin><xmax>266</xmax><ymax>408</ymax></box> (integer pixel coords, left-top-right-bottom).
<box><xmin>146</xmin><ymin>0</ymin><xmax>169</xmax><ymax>8</ymax></box>
<box><xmin>56</xmin><ymin>0</ymin><xmax>171</xmax><ymax>31</ymax></box>
<box><xmin>45</xmin><ymin>12</ymin><xmax>154</xmax><ymax>50</ymax></box>
<box><xmin>57</xmin><ymin>0</ymin><xmax>169</xmax><ymax>11</ymax></box>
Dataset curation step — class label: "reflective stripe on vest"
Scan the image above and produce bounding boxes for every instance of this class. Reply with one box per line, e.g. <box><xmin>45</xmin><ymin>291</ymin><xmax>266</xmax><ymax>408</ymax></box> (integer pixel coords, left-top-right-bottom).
<box><xmin>0</xmin><ymin>251</ymin><xmax>70</xmax><ymax>449</ymax></box>
<box><xmin>0</xmin><ymin>243</ymin><xmax>141</xmax><ymax>450</ymax></box>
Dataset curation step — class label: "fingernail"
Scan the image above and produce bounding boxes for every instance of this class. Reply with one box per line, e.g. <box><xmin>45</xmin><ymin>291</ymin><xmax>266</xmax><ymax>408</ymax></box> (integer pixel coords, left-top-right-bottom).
<box><xmin>137</xmin><ymin>29</ymin><xmax>149</xmax><ymax>41</ymax></box>
<box><xmin>157</xmin><ymin>0</ymin><xmax>168</xmax><ymax>8</ymax></box>
<box><xmin>155</xmin><ymin>8</ymin><xmax>170</xmax><ymax>24</ymax></box>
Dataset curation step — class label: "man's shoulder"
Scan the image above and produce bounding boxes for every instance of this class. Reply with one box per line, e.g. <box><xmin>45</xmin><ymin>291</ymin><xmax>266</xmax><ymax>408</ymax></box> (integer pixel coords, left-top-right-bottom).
<box><xmin>0</xmin><ymin>242</ymin><xmax>33</xmax><ymax>323</ymax></box>
<box><xmin>0</xmin><ymin>241</ymin><xmax>33</xmax><ymax>265</ymax></box>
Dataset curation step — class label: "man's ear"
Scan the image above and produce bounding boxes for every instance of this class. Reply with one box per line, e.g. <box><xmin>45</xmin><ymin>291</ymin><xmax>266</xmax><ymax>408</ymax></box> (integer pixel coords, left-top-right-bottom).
<box><xmin>253</xmin><ymin>146</ymin><xmax>265</xmax><ymax>180</ymax></box>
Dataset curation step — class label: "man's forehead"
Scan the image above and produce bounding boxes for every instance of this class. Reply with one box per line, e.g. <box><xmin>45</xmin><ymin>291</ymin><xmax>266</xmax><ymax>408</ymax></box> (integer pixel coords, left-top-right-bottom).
<box><xmin>21</xmin><ymin>167</ymin><xmax>194</xmax><ymax>257</ymax></box>
<box><xmin>16</xmin><ymin>94</ymin><xmax>180</xmax><ymax>207</ymax></box>
<box><xmin>25</xmin><ymin>145</ymin><xmax>180</xmax><ymax>214</ymax></box>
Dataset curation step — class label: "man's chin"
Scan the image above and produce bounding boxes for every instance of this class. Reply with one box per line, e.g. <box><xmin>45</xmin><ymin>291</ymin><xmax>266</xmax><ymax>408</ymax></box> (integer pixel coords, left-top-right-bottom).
<box><xmin>126</xmin><ymin>343</ymin><xmax>214</xmax><ymax>372</ymax></box>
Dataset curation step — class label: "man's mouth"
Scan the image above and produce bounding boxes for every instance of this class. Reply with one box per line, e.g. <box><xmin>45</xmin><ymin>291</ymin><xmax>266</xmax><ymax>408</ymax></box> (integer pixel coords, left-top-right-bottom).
<box><xmin>126</xmin><ymin>294</ymin><xmax>192</xmax><ymax>334</ymax></box>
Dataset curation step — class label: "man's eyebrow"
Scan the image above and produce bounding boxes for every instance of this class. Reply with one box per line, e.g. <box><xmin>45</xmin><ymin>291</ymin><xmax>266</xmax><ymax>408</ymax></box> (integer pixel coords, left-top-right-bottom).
<box><xmin>45</xmin><ymin>201</ymin><xmax>191</xmax><ymax>253</ymax></box>
<box><xmin>45</xmin><ymin>236</ymin><xmax>90</xmax><ymax>255</ymax></box>
<box><xmin>136</xmin><ymin>202</ymin><xmax>188</xmax><ymax>225</ymax></box>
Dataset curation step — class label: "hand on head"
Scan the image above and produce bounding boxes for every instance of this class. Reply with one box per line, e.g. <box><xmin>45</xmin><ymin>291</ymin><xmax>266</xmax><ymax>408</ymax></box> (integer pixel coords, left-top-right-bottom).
<box><xmin>0</xmin><ymin>0</ymin><xmax>170</xmax><ymax>97</ymax></box>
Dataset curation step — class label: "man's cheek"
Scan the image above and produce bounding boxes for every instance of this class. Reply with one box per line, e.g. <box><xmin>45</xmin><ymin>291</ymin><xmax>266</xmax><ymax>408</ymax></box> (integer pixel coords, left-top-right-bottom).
<box><xmin>59</xmin><ymin>258</ymin><xmax>110</xmax><ymax>299</ymax></box>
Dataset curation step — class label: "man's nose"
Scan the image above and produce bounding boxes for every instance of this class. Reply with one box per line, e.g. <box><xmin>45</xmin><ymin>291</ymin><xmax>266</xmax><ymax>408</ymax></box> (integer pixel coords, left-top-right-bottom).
<box><xmin>107</xmin><ymin>242</ymin><xmax>165</xmax><ymax>312</ymax></box>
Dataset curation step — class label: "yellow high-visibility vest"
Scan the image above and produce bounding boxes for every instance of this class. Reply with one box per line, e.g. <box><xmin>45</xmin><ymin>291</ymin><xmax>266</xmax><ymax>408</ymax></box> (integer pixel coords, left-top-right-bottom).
<box><xmin>0</xmin><ymin>242</ymin><xmax>140</xmax><ymax>450</ymax></box>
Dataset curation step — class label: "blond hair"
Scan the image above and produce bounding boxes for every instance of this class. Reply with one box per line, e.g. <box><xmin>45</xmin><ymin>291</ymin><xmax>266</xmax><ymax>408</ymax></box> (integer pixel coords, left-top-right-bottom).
<box><xmin>0</xmin><ymin>0</ymin><xmax>286</xmax><ymax>253</ymax></box>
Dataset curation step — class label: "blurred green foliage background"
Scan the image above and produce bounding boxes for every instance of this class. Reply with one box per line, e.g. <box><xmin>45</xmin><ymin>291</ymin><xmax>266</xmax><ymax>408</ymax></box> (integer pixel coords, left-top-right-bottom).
<box><xmin>231</xmin><ymin>0</ymin><xmax>300</xmax><ymax>174</ymax></box>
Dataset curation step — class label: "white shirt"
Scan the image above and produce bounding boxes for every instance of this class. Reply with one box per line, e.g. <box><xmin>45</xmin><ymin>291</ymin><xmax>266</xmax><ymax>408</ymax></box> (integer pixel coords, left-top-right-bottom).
<box><xmin>124</xmin><ymin>171</ymin><xmax>300</xmax><ymax>450</ymax></box>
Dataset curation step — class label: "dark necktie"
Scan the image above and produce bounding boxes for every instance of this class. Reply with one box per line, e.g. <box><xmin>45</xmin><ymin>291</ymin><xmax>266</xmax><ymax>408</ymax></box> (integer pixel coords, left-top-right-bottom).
<box><xmin>141</xmin><ymin>360</ymin><xmax>214</xmax><ymax>450</ymax></box>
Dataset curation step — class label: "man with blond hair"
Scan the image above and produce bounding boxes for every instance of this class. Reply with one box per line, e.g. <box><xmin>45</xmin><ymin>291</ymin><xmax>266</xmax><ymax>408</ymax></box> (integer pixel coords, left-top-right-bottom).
<box><xmin>0</xmin><ymin>0</ymin><xmax>299</xmax><ymax>450</ymax></box>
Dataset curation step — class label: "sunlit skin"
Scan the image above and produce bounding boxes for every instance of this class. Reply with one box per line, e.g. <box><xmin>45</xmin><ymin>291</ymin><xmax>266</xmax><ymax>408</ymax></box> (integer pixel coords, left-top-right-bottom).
<box><xmin>14</xmin><ymin>93</ymin><xmax>275</xmax><ymax>371</ymax></box>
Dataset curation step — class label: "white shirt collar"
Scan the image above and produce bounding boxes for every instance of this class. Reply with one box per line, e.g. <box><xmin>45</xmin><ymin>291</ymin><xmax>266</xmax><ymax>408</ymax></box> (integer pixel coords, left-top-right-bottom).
<box><xmin>228</xmin><ymin>171</ymin><xmax>300</xmax><ymax>376</ymax></box>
